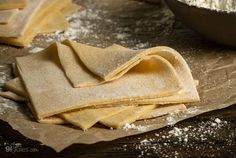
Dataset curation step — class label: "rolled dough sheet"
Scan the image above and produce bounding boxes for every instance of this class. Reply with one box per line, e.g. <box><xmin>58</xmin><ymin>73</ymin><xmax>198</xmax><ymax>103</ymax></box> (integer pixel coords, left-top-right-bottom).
<box><xmin>65</xmin><ymin>40</ymin><xmax>146</xmax><ymax>85</ymax></box>
<box><xmin>39</xmin><ymin>0</ymin><xmax>79</xmax><ymax>34</ymax></box>
<box><xmin>63</xmin><ymin>41</ymin><xmax>199</xmax><ymax>104</ymax></box>
<box><xmin>76</xmin><ymin>42</ymin><xmax>199</xmax><ymax>104</ymax></box>
<box><xmin>0</xmin><ymin>0</ymin><xmax>45</xmax><ymax>37</ymax></box>
<box><xmin>0</xmin><ymin>12</ymin><xmax>68</xmax><ymax>46</ymax></box>
<box><xmin>61</xmin><ymin>40</ymin><xmax>182</xmax><ymax>88</ymax></box>
<box><xmin>57</xmin><ymin>42</ymin><xmax>103</xmax><ymax>87</ymax></box>
<box><xmin>0</xmin><ymin>91</ymin><xmax>26</xmax><ymax>101</ymax></box>
<box><xmin>139</xmin><ymin>104</ymin><xmax>186</xmax><ymax>120</ymax></box>
<box><xmin>60</xmin><ymin>1</ymin><xmax>81</xmax><ymax>17</ymax></box>
<box><xmin>38</xmin><ymin>115</ymin><xmax>67</xmax><ymax>125</ymax></box>
<box><xmin>4</xmin><ymin>77</ymin><xmax>26</xmax><ymax>97</ymax></box>
<box><xmin>16</xmin><ymin>42</ymin><xmax>181</xmax><ymax>119</ymax></box>
<box><xmin>0</xmin><ymin>0</ymin><xmax>70</xmax><ymax>46</ymax></box>
<box><xmin>0</xmin><ymin>9</ymin><xmax>18</xmax><ymax>24</ymax></box>
<box><xmin>0</xmin><ymin>0</ymin><xmax>27</xmax><ymax>10</ymax></box>
<box><xmin>132</xmin><ymin>46</ymin><xmax>200</xmax><ymax>104</ymax></box>
<box><xmin>60</xmin><ymin>106</ymin><xmax>132</xmax><ymax>130</ymax></box>
<box><xmin>37</xmin><ymin>11</ymin><xmax>69</xmax><ymax>35</ymax></box>
<box><xmin>100</xmin><ymin>105</ymin><xmax>156</xmax><ymax>128</ymax></box>
<box><xmin>0</xmin><ymin>92</ymin><xmax>66</xmax><ymax>125</ymax></box>
<box><xmin>1</xmin><ymin>79</ymin><xmax>188</xmax><ymax>127</ymax></box>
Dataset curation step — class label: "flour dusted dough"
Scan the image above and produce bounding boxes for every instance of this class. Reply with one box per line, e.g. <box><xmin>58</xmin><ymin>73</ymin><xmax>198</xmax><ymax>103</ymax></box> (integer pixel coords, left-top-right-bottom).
<box><xmin>40</xmin><ymin>0</ymin><xmax>80</xmax><ymax>34</ymax></box>
<box><xmin>64</xmin><ymin>41</ymin><xmax>199</xmax><ymax>104</ymax></box>
<box><xmin>4</xmin><ymin>77</ymin><xmax>26</xmax><ymax>96</ymax></box>
<box><xmin>0</xmin><ymin>91</ymin><xmax>26</xmax><ymax>101</ymax></box>
<box><xmin>132</xmin><ymin>46</ymin><xmax>200</xmax><ymax>104</ymax></box>
<box><xmin>2</xmin><ymin>78</ymin><xmax>187</xmax><ymax>128</ymax></box>
<box><xmin>83</xmin><ymin>43</ymin><xmax>199</xmax><ymax>104</ymax></box>
<box><xmin>16</xmin><ymin>43</ymin><xmax>181</xmax><ymax>119</ymax></box>
<box><xmin>61</xmin><ymin>106</ymin><xmax>131</xmax><ymax>130</ymax></box>
<box><xmin>58</xmin><ymin>42</ymin><xmax>103</xmax><ymax>87</ymax></box>
<box><xmin>139</xmin><ymin>104</ymin><xmax>186</xmax><ymax>120</ymax></box>
<box><xmin>0</xmin><ymin>0</ymin><xmax>26</xmax><ymax>10</ymax></box>
<box><xmin>38</xmin><ymin>11</ymin><xmax>69</xmax><ymax>34</ymax></box>
<box><xmin>60</xmin><ymin>1</ymin><xmax>81</xmax><ymax>17</ymax></box>
<box><xmin>0</xmin><ymin>0</ymin><xmax>71</xmax><ymax>46</ymax></box>
<box><xmin>100</xmin><ymin>105</ymin><xmax>156</xmax><ymax>128</ymax></box>
<box><xmin>63</xmin><ymin>40</ymin><xmax>182</xmax><ymax>88</ymax></box>
<box><xmin>0</xmin><ymin>0</ymin><xmax>45</xmax><ymax>37</ymax></box>
<box><xmin>66</xmin><ymin>40</ymin><xmax>145</xmax><ymax>83</ymax></box>
<box><xmin>0</xmin><ymin>9</ymin><xmax>18</xmax><ymax>24</ymax></box>
<box><xmin>38</xmin><ymin>116</ymin><xmax>67</xmax><ymax>125</ymax></box>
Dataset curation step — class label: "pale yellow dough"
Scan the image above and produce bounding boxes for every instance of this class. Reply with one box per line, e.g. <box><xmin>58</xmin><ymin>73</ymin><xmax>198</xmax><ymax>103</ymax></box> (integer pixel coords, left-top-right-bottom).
<box><xmin>16</xmin><ymin>42</ymin><xmax>181</xmax><ymax>119</ymax></box>
<box><xmin>0</xmin><ymin>9</ymin><xmax>18</xmax><ymax>24</ymax></box>
<box><xmin>100</xmin><ymin>105</ymin><xmax>156</xmax><ymax>128</ymax></box>
<box><xmin>3</xmin><ymin>77</ymin><xmax>188</xmax><ymax>128</ymax></box>
<box><xmin>7</xmin><ymin>41</ymin><xmax>199</xmax><ymax>129</ymax></box>
<box><xmin>0</xmin><ymin>0</ymin><xmax>45</xmax><ymax>37</ymax></box>
<box><xmin>4</xmin><ymin>77</ymin><xmax>26</xmax><ymax>97</ymax></box>
<box><xmin>63</xmin><ymin>41</ymin><xmax>199</xmax><ymax>104</ymax></box>
<box><xmin>0</xmin><ymin>0</ymin><xmax>27</xmax><ymax>10</ymax></box>
<box><xmin>60</xmin><ymin>1</ymin><xmax>81</xmax><ymax>17</ymax></box>
<box><xmin>61</xmin><ymin>106</ymin><xmax>132</xmax><ymax>130</ymax></box>
<box><xmin>139</xmin><ymin>104</ymin><xmax>186</xmax><ymax>120</ymax></box>
<box><xmin>0</xmin><ymin>91</ymin><xmax>26</xmax><ymax>101</ymax></box>
<box><xmin>38</xmin><ymin>115</ymin><xmax>67</xmax><ymax>125</ymax></box>
<box><xmin>0</xmin><ymin>0</ymin><xmax>71</xmax><ymax>46</ymax></box>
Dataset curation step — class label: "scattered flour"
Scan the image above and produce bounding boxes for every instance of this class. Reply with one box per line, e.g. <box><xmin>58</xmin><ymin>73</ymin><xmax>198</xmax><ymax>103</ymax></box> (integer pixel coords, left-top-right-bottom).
<box><xmin>120</xmin><ymin>118</ymin><xmax>232</xmax><ymax>157</ymax></box>
<box><xmin>134</xmin><ymin>42</ymin><xmax>150</xmax><ymax>49</ymax></box>
<box><xmin>0</xmin><ymin>72</ymin><xmax>6</xmax><ymax>86</ymax></box>
<box><xmin>178</xmin><ymin>0</ymin><xmax>236</xmax><ymax>12</ymax></box>
<box><xmin>42</xmin><ymin>4</ymin><xmax>160</xmax><ymax>49</ymax></box>
<box><xmin>0</xmin><ymin>98</ymin><xmax>19</xmax><ymax>115</ymax></box>
<box><xmin>116</xmin><ymin>33</ymin><xmax>130</xmax><ymax>40</ymax></box>
<box><xmin>186</xmin><ymin>106</ymin><xmax>200</xmax><ymax>114</ymax></box>
<box><xmin>44</xmin><ymin>8</ymin><xmax>102</xmax><ymax>42</ymax></box>
<box><xmin>29</xmin><ymin>47</ymin><xmax>44</xmax><ymax>53</ymax></box>
<box><xmin>123</xmin><ymin>123</ymin><xmax>148</xmax><ymax>132</ymax></box>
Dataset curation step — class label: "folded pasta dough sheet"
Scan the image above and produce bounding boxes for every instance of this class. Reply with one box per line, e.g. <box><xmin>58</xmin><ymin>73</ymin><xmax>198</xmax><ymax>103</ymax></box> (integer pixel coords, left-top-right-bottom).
<box><xmin>0</xmin><ymin>0</ymin><xmax>72</xmax><ymax>46</ymax></box>
<box><xmin>100</xmin><ymin>105</ymin><xmax>157</xmax><ymax>128</ymax></box>
<box><xmin>40</xmin><ymin>1</ymin><xmax>81</xmax><ymax>34</ymax></box>
<box><xmin>3</xmin><ymin>77</ymin><xmax>187</xmax><ymax>129</ymax></box>
<box><xmin>0</xmin><ymin>0</ymin><xmax>26</xmax><ymax>10</ymax></box>
<box><xmin>0</xmin><ymin>0</ymin><xmax>45</xmax><ymax>37</ymax></box>
<box><xmin>16</xmin><ymin>42</ymin><xmax>182</xmax><ymax>119</ymax></box>
<box><xmin>4</xmin><ymin>77</ymin><xmax>26</xmax><ymax>96</ymax></box>
<box><xmin>61</xmin><ymin>106</ymin><xmax>131</xmax><ymax>130</ymax></box>
<box><xmin>60</xmin><ymin>1</ymin><xmax>81</xmax><ymax>17</ymax></box>
<box><xmin>62</xmin><ymin>40</ymin><xmax>199</xmax><ymax>103</ymax></box>
<box><xmin>0</xmin><ymin>9</ymin><xmax>18</xmax><ymax>24</ymax></box>
<box><xmin>139</xmin><ymin>104</ymin><xmax>186</xmax><ymax>120</ymax></box>
<box><xmin>0</xmin><ymin>91</ymin><xmax>26</xmax><ymax>101</ymax></box>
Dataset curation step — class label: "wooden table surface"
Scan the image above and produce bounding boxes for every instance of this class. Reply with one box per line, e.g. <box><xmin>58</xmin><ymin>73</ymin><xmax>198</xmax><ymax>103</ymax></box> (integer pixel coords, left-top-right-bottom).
<box><xmin>0</xmin><ymin>0</ymin><xmax>236</xmax><ymax>157</ymax></box>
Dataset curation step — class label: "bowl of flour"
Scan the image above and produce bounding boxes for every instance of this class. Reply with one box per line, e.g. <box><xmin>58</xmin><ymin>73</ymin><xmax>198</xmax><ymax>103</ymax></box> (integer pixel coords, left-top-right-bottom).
<box><xmin>165</xmin><ymin>0</ymin><xmax>236</xmax><ymax>47</ymax></box>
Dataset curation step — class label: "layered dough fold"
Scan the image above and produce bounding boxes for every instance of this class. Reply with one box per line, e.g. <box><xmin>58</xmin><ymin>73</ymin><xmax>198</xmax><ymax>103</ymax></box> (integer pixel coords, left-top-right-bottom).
<box><xmin>1</xmin><ymin>41</ymin><xmax>199</xmax><ymax>130</ymax></box>
<box><xmin>0</xmin><ymin>0</ymin><xmax>81</xmax><ymax>46</ymax></box>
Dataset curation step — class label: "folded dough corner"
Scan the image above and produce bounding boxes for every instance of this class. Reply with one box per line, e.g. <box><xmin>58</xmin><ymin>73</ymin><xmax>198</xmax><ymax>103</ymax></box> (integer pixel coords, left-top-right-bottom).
<box><xmin>2</xmin><ymin>40</ymin><xmax>199</xmax><ymax>130</ymax></box>
<box><xmin>0</xmin><ymin>0</ymin><xmax>81</xmax><ymax>46</ymax></box>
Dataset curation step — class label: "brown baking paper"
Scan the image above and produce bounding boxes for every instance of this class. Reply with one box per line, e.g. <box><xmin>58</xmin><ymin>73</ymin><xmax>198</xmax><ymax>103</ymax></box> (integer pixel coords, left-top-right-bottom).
<box><xmin>0</xmin><ymin>47</ymin><xmax>235</xmax><ymax>152</ymax></box>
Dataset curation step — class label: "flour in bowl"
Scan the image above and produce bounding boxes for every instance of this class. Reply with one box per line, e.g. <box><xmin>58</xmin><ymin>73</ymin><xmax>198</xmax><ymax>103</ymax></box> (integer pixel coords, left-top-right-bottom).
<box><xmin>178</xmin><ymin>0</ymin><xmax>236</xmax><ymax>12</ymax></box>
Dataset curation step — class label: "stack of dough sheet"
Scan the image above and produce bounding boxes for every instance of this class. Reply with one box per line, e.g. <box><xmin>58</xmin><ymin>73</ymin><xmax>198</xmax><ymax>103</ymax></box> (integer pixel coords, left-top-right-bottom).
<box><xmin>1</xmin><ymin>40</ymin><xmax>200</xmax><ymax>130</ymax></box>
<box><xmin>0</xmin><ymin>0</ymin><xmax>81</xmax><ymax>46</ymax></box>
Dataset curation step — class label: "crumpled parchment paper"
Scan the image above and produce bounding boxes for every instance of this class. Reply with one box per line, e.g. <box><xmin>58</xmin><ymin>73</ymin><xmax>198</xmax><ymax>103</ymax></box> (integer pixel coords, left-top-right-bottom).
<box><xmin>0</xmin><ymin>47</ymin><xmax>235</xmax><ymax>152</ymax></box>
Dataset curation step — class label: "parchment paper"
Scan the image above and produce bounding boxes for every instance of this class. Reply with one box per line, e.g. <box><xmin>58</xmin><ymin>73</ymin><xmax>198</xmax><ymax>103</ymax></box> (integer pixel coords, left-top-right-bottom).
<box><xmin>0</xmin><ymin>47</ymin><xmax>235</xmax><ymax>152</ymax></box>
<box><xmin>0</xmin><ymin>0</ymin><xmax>236</xmax><ymax>153</ymax></box>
